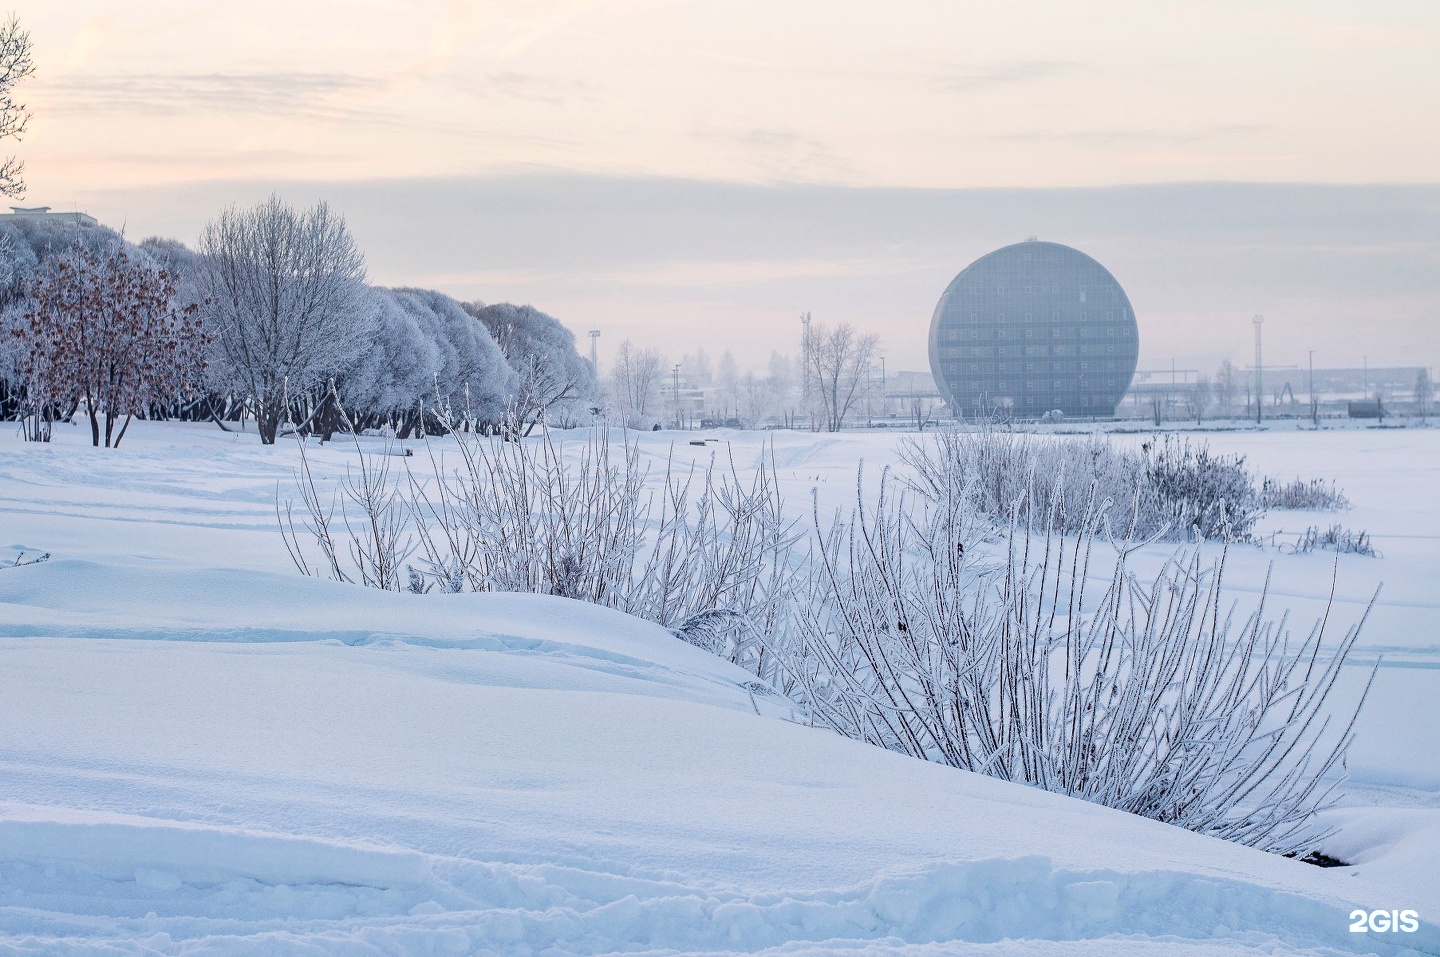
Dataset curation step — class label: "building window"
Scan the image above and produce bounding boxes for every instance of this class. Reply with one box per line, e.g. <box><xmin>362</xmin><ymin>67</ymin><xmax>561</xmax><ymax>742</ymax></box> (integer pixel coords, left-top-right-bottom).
<box><xmin>1079</xmin><ymin>289</ymin><xmax>1087</xmax><ymax>302</ymax></box>
<box><xmin>970</xmin><ymin>330</ymin><xmax>979</xmax><ymax>339</ymax></box>
<box><xmin>1025</xmin><ymin>329</ymin><xmax>1035</xmax><ymax>338</ymax></box>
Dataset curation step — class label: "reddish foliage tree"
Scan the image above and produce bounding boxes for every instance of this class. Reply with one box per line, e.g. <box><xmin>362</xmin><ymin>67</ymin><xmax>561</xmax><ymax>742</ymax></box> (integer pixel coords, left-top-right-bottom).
<box><xmin>16</xmin><ymin>242</ymin><xmax>209</xmax><ymax>447</ymax></box>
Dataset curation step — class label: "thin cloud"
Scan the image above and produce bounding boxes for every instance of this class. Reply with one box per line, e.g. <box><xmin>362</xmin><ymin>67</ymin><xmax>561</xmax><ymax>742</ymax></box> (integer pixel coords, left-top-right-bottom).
<box><xmin>442</xmin><ymin>71</ymin><xmax>594</xmax><ymax>106</ymax></box>
<box><xmin>692</xmin><ymin>126</ymin><xmax>862</xmax><ymax>183</ymax></box>
<box><xmin>931</xmin><ymin>60</ymin><xmax>1083</xmax><ymax>91</ymax></box>
<box><xmin>37</xmin><ymin>72</ymin><xmax>381</xmax><ymax>117</ymax></box>
<box><xmin>997</xmin><ymin>124</ymin><xmax>1271</xmax><ymax>146</ymax></box>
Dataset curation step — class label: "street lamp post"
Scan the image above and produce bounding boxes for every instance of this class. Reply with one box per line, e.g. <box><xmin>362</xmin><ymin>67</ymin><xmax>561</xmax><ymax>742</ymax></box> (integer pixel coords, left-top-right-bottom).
<box><xmin>672</xmin><ymin>364</ymin><xmax>682</xmax><ymax>429</ymax></box>
<box><xmin>1253</xmin><ymin>315</ymin><xmax>1264</xmax><ymax>425</ymax></box>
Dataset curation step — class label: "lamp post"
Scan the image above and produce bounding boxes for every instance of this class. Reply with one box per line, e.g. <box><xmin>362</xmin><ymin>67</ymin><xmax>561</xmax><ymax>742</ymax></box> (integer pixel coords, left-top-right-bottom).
<box><xmin>1253</xmin><ymin>315</ymin><xmax>1264</xmax><ymax>425</ymax></box>
<box><xmin>1308</xmin><ymin>350</ymin><xmax>1316</xmax><ymax>426</ymax></box>
<box><xmin>672</xmin><ymin>364</ymin><xmax>682</xmax><ymax>429</ymax></box>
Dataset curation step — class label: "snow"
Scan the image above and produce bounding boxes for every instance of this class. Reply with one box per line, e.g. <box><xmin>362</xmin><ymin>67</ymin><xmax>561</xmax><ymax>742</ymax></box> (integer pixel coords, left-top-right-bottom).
<box><xmin>1</xmin><ymin>419</ymin><xmax>1437</xmax><ymax>955</ymax></box>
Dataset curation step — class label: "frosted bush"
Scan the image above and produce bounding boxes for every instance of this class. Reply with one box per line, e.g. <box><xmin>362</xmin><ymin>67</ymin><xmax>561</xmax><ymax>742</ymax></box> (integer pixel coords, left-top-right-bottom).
<box><xmin>1258</xmin><ymin>477</ymin><xmax>1350</xmax><ymax>511</ymax></box>
<box><xmin>1286</xmin><ymin>524</ymin><xmax>1377</xmax><ymax>557</ymax></box>
<box><xmin>281</xmin><ymin>424</ymin><xmax>1373</xmax><ymax>857</ymax></box>
<box><xmin>903</xmin><ymin>429</ymin><xmax>1262</xmax><ymax>542</ymax></box>
<box><xmin>782</xmin><ymin>467</ymin><xmax>1374</xmax><ymax>857</ymax></box>
<box><xmin>282</xmin><ymin>426</ymin><xmax>801</xmax><ymax>681</ymax></box>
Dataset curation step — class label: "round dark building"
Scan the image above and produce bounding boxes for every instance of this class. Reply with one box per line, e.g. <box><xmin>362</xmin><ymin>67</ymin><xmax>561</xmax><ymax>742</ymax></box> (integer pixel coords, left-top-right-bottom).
<box><xmin>928</xmin><ymin>240</ymin><xmax>1139</xmax><ymax>419</ymax></box>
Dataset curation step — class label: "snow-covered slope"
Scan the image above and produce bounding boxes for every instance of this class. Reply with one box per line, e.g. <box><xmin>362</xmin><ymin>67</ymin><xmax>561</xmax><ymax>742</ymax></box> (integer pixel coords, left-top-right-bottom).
<box><xmin>1</xmin><ymin>422</ymin><xmax>1436</xmax><ymax>955</ymax></box>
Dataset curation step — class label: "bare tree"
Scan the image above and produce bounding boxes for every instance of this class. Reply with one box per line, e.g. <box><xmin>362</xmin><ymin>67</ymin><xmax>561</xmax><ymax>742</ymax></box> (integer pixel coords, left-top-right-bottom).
<box><xmin>1214</xmin><ymin>359</ymin><xmax>1238</xmax><ymax>417</ymax></box>
<box><xmin>0</xmin><ymin>16</ymin><xmax>34</xmax><ymax>197</ymax></box>
<box><xmin>736</xmin><ymin>371</ymin><xmax>773</xmax><ymax>427</ymax></box>
<box><xmin>607</xmin><ymin>339</ymin><xmax>665</xmax><ymax>429</ymax></box>
<box><xmin>1189</xmin><ymin>374</ymin><xmax>1212</xmax><ymax>424</ymax></box>
<box><xmin>16</xmin><ymin>242</ymin><xmax>209</xmax><ymax>446</ymax></box>
<box><xmin>198</xmin><ymin>196</ymin><xmax>371</xmax><ymax>444</ymax></box>
<box><xmin>716</xmin><ymin>349</ymin><xmax>739</xmax><ymax>418</ymax></box>
<box><xmin>802</xmin><ymin>320</ymin><xmax>879</xmax><ymax>432</ymax></box>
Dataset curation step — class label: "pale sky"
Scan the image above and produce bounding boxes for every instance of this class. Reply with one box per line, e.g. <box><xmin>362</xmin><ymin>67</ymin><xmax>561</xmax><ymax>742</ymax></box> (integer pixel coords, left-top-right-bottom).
<box><xmin>12</xmin><ymin>1</ymin><xmax>1440</xmax><ymax>373</ymax></box>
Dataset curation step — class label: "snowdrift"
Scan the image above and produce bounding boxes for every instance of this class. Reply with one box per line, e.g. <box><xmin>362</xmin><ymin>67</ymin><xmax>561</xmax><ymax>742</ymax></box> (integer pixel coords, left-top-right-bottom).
<box><xmin>1</xmin><ymin>557</ymin><xmax>1434</xmax><ymax>956</ymax></box>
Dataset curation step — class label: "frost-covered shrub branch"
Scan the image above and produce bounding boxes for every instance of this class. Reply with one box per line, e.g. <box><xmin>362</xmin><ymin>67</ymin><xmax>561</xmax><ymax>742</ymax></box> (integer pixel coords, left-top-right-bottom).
<box><xmin>784</xmin><ymin>462</ymin><xmax>1376</xmax><ymax>856</ymax></box>
<box><xmin>282</xmin><ymin>426</ymin><xmax>800</xmax><ymax>677</ymax></box>
<box><xmin>279</xmin><ymin>425</ymin><xmax>1373</xmax><ymax>857</ymax></box>
<box><xmin>902</xmin><ymin>429</ymin><xmax>1264</xmax><ymax>541</ymax></box>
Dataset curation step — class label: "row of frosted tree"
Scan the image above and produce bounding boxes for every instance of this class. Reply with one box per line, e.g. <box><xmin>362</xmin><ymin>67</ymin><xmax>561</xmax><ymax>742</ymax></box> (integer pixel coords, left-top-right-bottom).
<box><xmin>0</xmin><ymin>196</ymin><xmax>598</xmax><ymax>447</ymax></box>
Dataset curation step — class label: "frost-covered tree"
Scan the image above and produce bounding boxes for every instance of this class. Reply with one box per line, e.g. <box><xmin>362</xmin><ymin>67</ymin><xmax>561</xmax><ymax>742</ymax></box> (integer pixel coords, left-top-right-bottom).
<box><xmin>1189</xmin><ymin>374</ymin><xmax>1212</xmax><ymax>424</ymax></box>
<box><xmin>337</xmin><ymin>288</ymin><xmax>439</xmax><ymax>426</ymax></box>
<box><xmin>391</xmin><ymin>288</ymin><xmax>512</xmax><ymax>430</ymax></box>
<box><xmin>1214</xmin><ymin>359</ymin><xmax>1238</xmax><ymax>416</ymax></box>
<box><xmin>715</xmin><ymin>349</ymin><xmax>739</xmax><ymax>418</ymax></box>
<box><xmin>1416</xmin><ymin>368</ymin><xmax>1432</xmax><ymax>422</ymax></box>
<box><xmin>801</xmin><ymin>320</ymin><xmax>879</xmax><ymax>432</ymax></box>
<box><xmin>1</xmin><ymin>220</ymin><xmax>134</xmax><ymax>422</ymax></box>
<box><xmin>334</xmin><ymin>288</ymin><xmax>512</xmax><ymax>437</ymax></box>
<box><xmin>15</xmin><ymin>242</ymin><xmax>208</xmax><ymax>446</ymax></box>
<box><xmin>463</xmin><ymin>301</ymin><xmax>596</xmax><ymax>435</ymax></box>
<box><xmin>607</xmin><ymin>339</ymin><xmax>665</xmax><ymax>429</ymax></box>
<box><xmin>681</xmin><ymin>347</ymin><xmax>712</xmax><ymax>387</ymax></box>
<box><xmin>197</xmin><ymin>196</ymin><xmax>372</xmax><ymax>444</ymax></box>
<box><xmin>0</xmin><ymin>15</ymin><xmax>34</xmax><ymax>197</ymax></box>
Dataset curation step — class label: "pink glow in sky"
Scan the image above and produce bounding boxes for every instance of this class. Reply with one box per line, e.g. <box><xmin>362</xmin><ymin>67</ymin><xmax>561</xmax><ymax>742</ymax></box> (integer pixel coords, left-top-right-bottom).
<box><xmin>21</xmin><ymin>1</ymin><xmax>1440</xmax><ymax>195</ymax></box>
<box><xmin>10</xmin><ymin>2</ymin><xmax>1440</xmax><ymax>374</ymax></box>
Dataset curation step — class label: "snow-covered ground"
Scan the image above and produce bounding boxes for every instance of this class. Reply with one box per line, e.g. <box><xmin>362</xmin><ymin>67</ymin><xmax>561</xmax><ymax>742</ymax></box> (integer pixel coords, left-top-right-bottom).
<box><xmin>1</xmin><ymin>419</ymin><xmax>1437</xmax><ymax>955</ymax></box>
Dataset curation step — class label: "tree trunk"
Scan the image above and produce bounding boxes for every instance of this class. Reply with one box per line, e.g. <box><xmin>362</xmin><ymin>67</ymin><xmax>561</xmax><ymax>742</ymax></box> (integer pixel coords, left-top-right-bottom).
<box><xmin>258</xmin><ymin>407</ymin><xmax>281</xmax><ymax>444</ymax></box>
<box><xmin>86</xmin><ymin>390</ymin><xmax>101</xmax><ymax>447</ymax></box>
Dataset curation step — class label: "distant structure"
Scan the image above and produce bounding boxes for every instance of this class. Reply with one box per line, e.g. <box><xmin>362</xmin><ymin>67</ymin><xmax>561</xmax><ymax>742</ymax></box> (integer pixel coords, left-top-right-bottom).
<box><xmin>928</xmin><ymin>240</ymin><xmax>1140</xmax><ymax>419</ymax></box>
<box><xmin>4</xmin><ymin>205</ymin><xmax>100</xmax><ymax>228</ymax></box>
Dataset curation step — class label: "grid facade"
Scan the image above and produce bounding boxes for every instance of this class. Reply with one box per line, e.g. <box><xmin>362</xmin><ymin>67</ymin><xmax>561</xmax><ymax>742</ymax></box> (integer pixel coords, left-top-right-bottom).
<box><xmin>927</xmin><ymin>241</ymin><xmax>1139</xmax><ymax>419</ymax></box>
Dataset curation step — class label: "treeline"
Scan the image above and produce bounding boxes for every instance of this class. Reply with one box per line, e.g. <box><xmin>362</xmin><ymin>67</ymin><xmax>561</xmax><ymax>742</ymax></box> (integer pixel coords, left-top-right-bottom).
<box><xmin>0</xmin><ymin>196</ymin><xmax>598</xmax><ymax>446</ymax></box>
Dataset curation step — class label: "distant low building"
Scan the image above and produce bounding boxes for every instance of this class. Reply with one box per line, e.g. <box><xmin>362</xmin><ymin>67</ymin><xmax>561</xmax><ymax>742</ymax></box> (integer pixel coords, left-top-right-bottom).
<box><xmin>5</xmin><ymin>205</ymin><xmax>100</xmax><ymax>228</ymax></box>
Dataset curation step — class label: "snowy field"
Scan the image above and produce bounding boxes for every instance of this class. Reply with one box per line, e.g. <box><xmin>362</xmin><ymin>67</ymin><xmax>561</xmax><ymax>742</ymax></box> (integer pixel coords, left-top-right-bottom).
<box><xmin>1</xmin><ymin>419</ymin><xmax>1438</xmax><ymax>955</ymax></box>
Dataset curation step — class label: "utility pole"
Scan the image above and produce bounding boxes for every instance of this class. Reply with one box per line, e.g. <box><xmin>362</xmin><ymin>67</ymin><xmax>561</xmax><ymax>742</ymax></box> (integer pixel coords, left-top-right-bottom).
<box><xmin>672</xmin><ymin>364</ymin><xmax>682</xmax><ymax>429</ymax></box>
<box><xmin>1308</xmin><ymin>350</ymin><xmax>1316</xmax><ymax>426</ymax></box>
<box><xmin>800</xmin><ymin>311</ymin><xmax>813</xmax><ymax>431</ymax></box>
<box><xmin>879</xmin><ymin>356</ymin><xmax>886</xmax><ymax>423</ymax></box>
<box><xmin>1253</xmin><ymin>315</ymin><xmax>1264</xmax><ymax>425</ymax></box>
<box><xmin>587</xmin><ymin>330</ymin><xmax>600</xmax><ymax>376</ymax></box>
